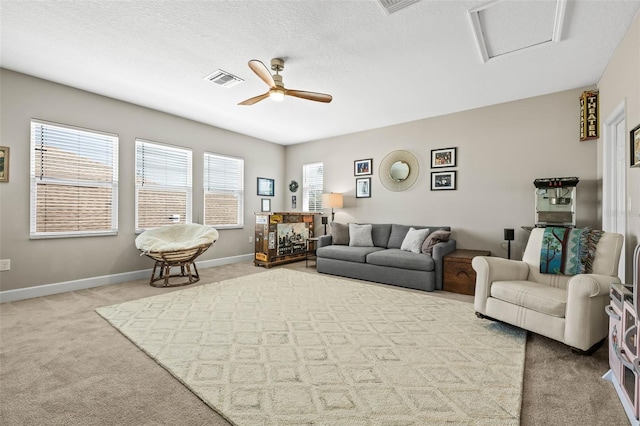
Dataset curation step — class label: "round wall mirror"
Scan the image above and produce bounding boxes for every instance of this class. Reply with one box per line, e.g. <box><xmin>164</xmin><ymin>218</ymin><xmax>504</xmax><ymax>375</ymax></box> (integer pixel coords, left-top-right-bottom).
<box><xmin>379</xmin><ymin>150</ymin><xmax>419</xmax><ymax>192</ymax></box>
<box><xmin>389</xmin><ymin>161</ymin><xmax>410</xmax><ymax>182</ymax></box>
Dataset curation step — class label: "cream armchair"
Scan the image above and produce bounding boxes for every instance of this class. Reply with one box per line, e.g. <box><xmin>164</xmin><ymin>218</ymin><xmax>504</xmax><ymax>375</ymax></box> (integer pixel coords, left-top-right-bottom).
<box><xmin>473</xmin><ymin>227</ymin><xmax>623</xmax><ymax>353</ymax></box>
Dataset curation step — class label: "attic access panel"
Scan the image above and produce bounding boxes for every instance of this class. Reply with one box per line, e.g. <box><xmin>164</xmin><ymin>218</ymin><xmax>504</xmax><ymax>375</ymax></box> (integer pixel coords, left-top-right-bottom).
<box><xmin>468</xmin><ymin>0</ymin><xmax>567</xmax><ymax>62</ymax></box>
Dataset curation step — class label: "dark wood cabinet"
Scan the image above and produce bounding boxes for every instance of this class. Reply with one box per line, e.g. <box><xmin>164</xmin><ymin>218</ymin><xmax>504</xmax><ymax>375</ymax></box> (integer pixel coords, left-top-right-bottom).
<box><xmin>254</xmin><ymin>212</ymin><xmax>318</xmax><ymax>268</ymax></box>
<box><xmin>443</xmin><ymin>249</ymin><xmax>491</xmax><ymax>295</ymax></box>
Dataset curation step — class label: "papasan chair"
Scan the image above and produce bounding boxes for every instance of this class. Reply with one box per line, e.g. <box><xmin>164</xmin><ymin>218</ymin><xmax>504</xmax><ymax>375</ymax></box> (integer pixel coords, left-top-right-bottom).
<box><xmin>135</xmin><ymin>223</ymin><xmax>219</xmax><ymax>287</ymax></box>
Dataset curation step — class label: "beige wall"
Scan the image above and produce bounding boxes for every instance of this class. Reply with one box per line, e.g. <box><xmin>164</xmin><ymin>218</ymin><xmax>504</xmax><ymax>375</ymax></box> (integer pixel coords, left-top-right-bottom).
<box><xmin>0</xmin><ymin>70</ymin><xmax>285</xmax><ymax>292</ymax></box>
<box><xmin>598</xmin><ymin>11</ymin><xmax>640</xmax><ymax>282</ymax></box>
<box><xmin>2</xmin><ymin>9</ymin><xmax>638</xmax><ymax>295</ymax></box>
<box><xmin>285</xmin><ymin>87</ymin><xmax>599</xmax><ymax>262</ymax></box>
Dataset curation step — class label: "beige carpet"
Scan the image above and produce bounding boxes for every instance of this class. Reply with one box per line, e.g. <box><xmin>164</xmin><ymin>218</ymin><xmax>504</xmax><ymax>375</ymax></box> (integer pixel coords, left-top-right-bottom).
<box><xmin>96</xmin><ymin>268</ymin><xmax>526</xmax><ymax>425</ymax></box>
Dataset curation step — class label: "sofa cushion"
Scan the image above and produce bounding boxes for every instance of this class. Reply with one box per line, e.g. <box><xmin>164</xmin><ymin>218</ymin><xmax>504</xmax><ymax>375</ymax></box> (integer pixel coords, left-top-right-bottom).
<box><xmin>316</xmin><ymin>245</ymin><xmax>384</xmax><ymax>263</ymax></box>
<box><xmin>422</xmin><ymin>229</ymin><xmax>451</xmax><ymax>255</ymax></box>
<box><xmin>331</xmin><ymin>222</ymin><xmax>350</xmax><ymax>245</ymax></box>
<box><xmin>366</xmin><ymin>249</ymin><xmax>434</xmax><ymax>272</ymax></box>
<box><xmin>401</xmin><ymin>227</ymin><xmax>431</xmax><ymax>253</ymax></box>
<box><xmin>349</xmin><ymin>223</ymin><xmax>374</xmax><ymax>247</ymax></box>
<box><xmin>370</xmin><ymin>223</ymin><xmax>392</xmax><ymax>248</ymax></box>
<box><xmin>490</xmin><ymin>280</ymin><xmax>566</xmax><ymax>318</ymax></box>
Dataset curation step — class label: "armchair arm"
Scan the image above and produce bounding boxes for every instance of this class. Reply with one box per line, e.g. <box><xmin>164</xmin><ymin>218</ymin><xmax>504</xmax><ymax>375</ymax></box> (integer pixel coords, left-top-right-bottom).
<box><xmin>564</xmin><ymin>273</ymin><xmax>622</xmax><ymax>351</ymax></box>
<box><xmin>432</xmin><ymin>239</ymin><xmax>456</xmax><ymax>290</ymax></box>
<box><xmin>472</xmin><ymin>257</ymin><xmax>529</xmax><ymax>314</ymax></box>
<box><xmin>567</xmin><ymin>273</ymin><xmax>621</xmax><ymax>298</ymax></box>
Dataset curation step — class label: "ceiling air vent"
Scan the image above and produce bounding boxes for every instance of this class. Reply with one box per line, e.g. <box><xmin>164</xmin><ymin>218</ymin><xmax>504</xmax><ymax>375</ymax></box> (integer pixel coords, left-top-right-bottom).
<box><xmin>377</xmin><ymin>0</ymin><xmax>421</xmax><ymax>15</ymax></box>
<box><xmin>204</xmin><ymin>69</ymin><xmax>243</xmax><ymax>88</ymax></box>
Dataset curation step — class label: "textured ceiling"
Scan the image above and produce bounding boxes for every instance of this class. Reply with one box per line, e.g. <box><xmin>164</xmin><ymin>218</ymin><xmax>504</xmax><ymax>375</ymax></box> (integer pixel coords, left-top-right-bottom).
<box><xmin>1</xmin><ymin>0</ymin><xmax>639</xmax><ymax>145</ymax></box>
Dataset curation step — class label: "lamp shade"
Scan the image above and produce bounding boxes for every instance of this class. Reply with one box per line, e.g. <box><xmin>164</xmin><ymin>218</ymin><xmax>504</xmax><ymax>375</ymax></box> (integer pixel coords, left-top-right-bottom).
<box><xmin>322</xmin><ymin>193</ymin><xmax>343</xmax><ymax>208</ymax></box>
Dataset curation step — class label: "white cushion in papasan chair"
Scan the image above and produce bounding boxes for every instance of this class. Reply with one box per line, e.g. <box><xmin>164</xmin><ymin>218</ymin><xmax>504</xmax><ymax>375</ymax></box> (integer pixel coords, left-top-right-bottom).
<box><xmin>135</xmin><ymin>224</ymin><xmax>219</xmax><ymax>254</ymax></box>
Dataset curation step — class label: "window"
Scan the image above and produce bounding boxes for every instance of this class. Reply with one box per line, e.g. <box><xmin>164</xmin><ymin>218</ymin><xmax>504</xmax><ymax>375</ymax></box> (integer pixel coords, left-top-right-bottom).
<box><xmin>302</xmin><ymin>162</ymin><xmax>323</xmax><ymax>212</ymax></box>
<box><xmin>135</xmin><ymin>139</ymin><xmax>192</xmax><ymax>231</ymax></box>
<box><xmin>204</xmin><ymin>152</ymin><xmax>244</xmax><ymax>228</ymax></box>
<box><xmin>30</xmin><ymin>120</ymin><xmax>119</xmax><ymax>238</ymax></box>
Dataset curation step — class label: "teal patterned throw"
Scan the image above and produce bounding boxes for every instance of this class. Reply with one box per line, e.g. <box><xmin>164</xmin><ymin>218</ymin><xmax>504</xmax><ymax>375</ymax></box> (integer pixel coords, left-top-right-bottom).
<box><xmin>539</xmin><ymin>227</ymin><xmax>603</xmax><ymax>275</ymax></box>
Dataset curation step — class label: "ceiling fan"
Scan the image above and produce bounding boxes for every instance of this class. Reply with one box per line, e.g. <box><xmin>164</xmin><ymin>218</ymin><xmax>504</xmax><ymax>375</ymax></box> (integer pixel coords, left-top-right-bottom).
<box><xmin>238</xmin><ymin>58</ymin><xmax>333</xmax><ymax>106</ymax></box>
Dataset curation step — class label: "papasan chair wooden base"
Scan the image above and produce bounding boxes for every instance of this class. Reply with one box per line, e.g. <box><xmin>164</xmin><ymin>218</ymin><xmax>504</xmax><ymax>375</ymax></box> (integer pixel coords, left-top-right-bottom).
<box><xmin>135</xmin><ymin>224</ymin><xmax>219</xmax><ymax>288</ymax></box>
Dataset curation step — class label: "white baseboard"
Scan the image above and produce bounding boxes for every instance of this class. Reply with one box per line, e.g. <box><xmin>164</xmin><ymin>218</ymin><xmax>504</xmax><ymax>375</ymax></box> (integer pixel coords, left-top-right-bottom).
<box><xmin>0</xmin><ymin>253</ymin><xmax>254</xmax><ymax>304</ymax></box>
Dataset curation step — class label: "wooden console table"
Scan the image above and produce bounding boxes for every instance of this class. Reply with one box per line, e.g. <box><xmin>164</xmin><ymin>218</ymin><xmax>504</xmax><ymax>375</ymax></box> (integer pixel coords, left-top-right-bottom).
<box><xmin>443</xmin><ymin>249</ymin><xmax>491</xmax><ymax>295</ymax></box>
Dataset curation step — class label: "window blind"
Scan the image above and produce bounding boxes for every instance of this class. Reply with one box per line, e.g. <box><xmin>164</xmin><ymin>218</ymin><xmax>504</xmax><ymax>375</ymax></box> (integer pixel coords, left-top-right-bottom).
<box><xmin>30</xmin><ymin>120</ymin><xmax>119</xmax><ymax>238</ymax></box>
<box><xmin>303</xmin><ymin>162</ymin><xmax>323</xmax><ymax>213</ymax></box>
<box><xmin>204</xmin><ymin>152</ymin><xmax>244</xmax><ymax>228</ymax></box>
<box><xmin>135</xmin><ymin>139</ymin><xmax>192</xmax><ymax>231</ymax></box>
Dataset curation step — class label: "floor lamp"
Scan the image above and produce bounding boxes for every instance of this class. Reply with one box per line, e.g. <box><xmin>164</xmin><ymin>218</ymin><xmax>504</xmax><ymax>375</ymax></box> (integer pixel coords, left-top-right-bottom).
<box><xmin>322</xmin><ymin>193</ymin><xmax>343</xmax><ymax>222</ymax></box>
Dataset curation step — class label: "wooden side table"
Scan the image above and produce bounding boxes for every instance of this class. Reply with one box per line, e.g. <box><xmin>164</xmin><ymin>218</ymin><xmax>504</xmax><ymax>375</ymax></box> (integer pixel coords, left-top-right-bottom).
<box><xmin>443</xmin><ymin>249</ymin><xmax>491</xmax><ymax>295</ymax></box>
<box><xmin>306</xmin><ymin>237</ymin><xmax>319</xmax><ymax>268</ymax></box>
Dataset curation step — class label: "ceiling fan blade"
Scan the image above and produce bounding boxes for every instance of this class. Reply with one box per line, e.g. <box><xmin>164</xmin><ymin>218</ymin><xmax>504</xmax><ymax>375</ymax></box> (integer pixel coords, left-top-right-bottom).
<box><xmin>248</xmin><ymin>60</ymin><xmax>275</xmax><ymax>88</ymax></box>
<box><xmin>285</xmin><ymin>89</ymin><xmax>333</xmax><ymax>103</ymax></box>
<box><xmin>238</xmin><ymin>92</ymin><xmax>270</xmax><ymax>106</ymax></box>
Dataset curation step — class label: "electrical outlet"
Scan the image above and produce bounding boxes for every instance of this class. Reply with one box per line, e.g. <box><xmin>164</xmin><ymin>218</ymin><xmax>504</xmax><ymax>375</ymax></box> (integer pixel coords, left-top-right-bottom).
<box><xmin>0</xmin><ymin>259</ymin><xmax>10</xmax><ymax>271</ymax></box>
<box><xmin>249</xmin><ymin>236</ymin><xmax>253</xmax><ymax>244</ymax></box>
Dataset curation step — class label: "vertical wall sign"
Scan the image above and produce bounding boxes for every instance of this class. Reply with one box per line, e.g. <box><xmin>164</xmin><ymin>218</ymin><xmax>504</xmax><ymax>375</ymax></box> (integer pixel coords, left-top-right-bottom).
<box><xmin>579</xmin><ymin>91</ymin><xmax>599</xmax><ymax>141</ymax></box>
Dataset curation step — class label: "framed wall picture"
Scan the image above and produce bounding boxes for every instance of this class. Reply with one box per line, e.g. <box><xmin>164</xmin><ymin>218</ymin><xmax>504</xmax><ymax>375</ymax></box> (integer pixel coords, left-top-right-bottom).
<box><xmin>631</xmin><ymin>124</ymin><xmax>640</xmax><ymax>168</ymax></box>
<box><xmin>354</xmin><ymin>158</ymin><xmax>372</xmax><ymax>176</ymax></box>
<box><xmin>431</xmin><ymin>147</ymin><xmax>456</xmax><ymax>168</ymax></box>
<box><xmin>431</xmin><ymin>171</ymin><xmax>456</xmax><ymax>190</ymax></box>
<box><xmin>257</xmin><ymin>177</ymin><xmax>275</xmax><ymax>196</ymax></box>
<box><xmin>291</xmin><ymin>195</ymin><xmax>297</xmax><ymax>209</ymax></box>
<box><xmin>356</xmin><ymin>177</ymin><xmax>371</xmax><ymax>198</ymax></box>
<box><xmin>261</xmin><ymin>198</ymin><xmax>271</xmax><ymax>212</ymax></box>
<box><xmin>0</xmin><ymin>146</ymin><xmax>8</xmax><ymax>182</ymax></box>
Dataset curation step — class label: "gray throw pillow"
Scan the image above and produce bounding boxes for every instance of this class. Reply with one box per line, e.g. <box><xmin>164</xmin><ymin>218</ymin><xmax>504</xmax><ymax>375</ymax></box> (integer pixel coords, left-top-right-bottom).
<box><xmin>331</xmin><ymin>222</ymin><xmax>350</xmax><ymax>245</ymax></box>
<box><xmin>400</xmin><ymin>227</ymin><xmax>430</xmax><ymax>253</ymax></box>
<box><xmin>387</xmin><ymin>224</ymin><xmax>411</xmax><ymax>248</ymax></box>
<box><xmin>422</xmin><ymin>229</ymin><xmax>451</xmax><ymax>254</ymax></box>
<box><xmin>349</xmin><ymin>223</ymin><xmax>374</xmax><ymax>247</ymax></box>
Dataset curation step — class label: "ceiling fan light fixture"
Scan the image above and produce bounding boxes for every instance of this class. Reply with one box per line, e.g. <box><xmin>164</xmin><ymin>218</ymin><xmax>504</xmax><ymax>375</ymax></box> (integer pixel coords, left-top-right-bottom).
<box><xmin>269</xmin><ymin>88</ymin><xmax>285</xmax><ymax>102</ymax></box>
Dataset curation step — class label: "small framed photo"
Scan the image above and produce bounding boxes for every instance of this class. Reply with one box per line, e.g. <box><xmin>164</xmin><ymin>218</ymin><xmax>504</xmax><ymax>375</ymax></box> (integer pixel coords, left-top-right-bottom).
<box><xmin>631</xmin><ymin>124</ymin><xmax>640</xmax><ymax>168</ymax></box>
<box><xmin>291</xmin><ymin>195</ymin><xmax>297</xmax><ymax>209</ymax></box>
<box><xmin>257</xmin><ymin>177</ymin><xmax>274</xmax><ymax>196</ymax></box>
<box><xmin>431</xmin><ymin>171</ymin><xmax>456</xmax><ymax>190</ymax></box>
<box><xmin>354</xmin><ymin>158</ymin><xmax>372</xmax><ymax>176</ymax></box>
<box><xmin>0</xmin><ymin>146</ymin><xmax>9</xmax><ymax>182</ymax></box>
<box><xmin>261</xmin><ymin>198</ymin><xmax>271</xmax><ymax>212</ymax></box>
<box><xmin>356</xmin><ymin>177</ymin><xmax>371</xmax><ymax>198</ymax></box>
<box><xmin>431</xmin><ymin>147</ymin><xmax>456</xmax><ymax>168</ymax></box>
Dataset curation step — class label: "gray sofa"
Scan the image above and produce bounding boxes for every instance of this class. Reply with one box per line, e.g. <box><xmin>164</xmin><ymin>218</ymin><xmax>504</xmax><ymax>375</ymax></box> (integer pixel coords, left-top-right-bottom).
<box><xmin>316</xmin><ymin>224</ymin><xmax>456</xmax><ymax>292</ymax></box>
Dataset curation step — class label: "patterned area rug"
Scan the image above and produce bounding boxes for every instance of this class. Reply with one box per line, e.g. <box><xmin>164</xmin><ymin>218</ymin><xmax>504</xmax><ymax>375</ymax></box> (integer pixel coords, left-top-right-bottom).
<box><xmin>96</xmin><ymin>269</ymin><xmax>526</xmax><ymax>425</ymax></box>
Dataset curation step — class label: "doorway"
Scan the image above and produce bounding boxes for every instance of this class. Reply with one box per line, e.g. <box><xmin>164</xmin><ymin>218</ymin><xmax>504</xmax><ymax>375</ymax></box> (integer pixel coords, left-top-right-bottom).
<box><xmin>603</xmin><ymin>101</ymin><xmax>626</xmax><ymax>281</ymax></box>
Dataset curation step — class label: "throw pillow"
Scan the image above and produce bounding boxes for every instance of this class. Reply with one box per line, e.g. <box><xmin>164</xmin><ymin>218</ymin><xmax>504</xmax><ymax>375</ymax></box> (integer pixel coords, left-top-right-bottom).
<box><xmin>349</xmin><ymin>223</ymin><xmax>374</xmax><ymax>247</ymax></box>
<box><xmin>331</xmin><ymin>222</ymin><xmax>350</xmax><ymax>245</ymax></box>
<box><xmin>422</xmin><ymin>229</ymin><xmax>451</xmax><ymax>255</ymax></box>
<box><xmin>387</xmin><ymin>224</ymin><xmax>412</xmax><ymax>248</ymax></box>
<box><xmin>400</xmin><ymin>227</ymin><xmax>431</xmax><ymax>253</ymax></box>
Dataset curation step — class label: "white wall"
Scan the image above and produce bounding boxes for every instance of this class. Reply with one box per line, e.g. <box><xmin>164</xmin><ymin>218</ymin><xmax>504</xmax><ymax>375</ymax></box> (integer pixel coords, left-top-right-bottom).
<box><xmin>0</xmin><ymin>70</ymin><xmax>285</xmax><ymax>292</ymax></box>
<box><xmin>285</xmin><ymin>87</ymin><xmax>599</xmax><ymax>262</ymax></box>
